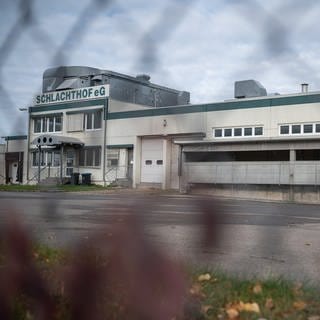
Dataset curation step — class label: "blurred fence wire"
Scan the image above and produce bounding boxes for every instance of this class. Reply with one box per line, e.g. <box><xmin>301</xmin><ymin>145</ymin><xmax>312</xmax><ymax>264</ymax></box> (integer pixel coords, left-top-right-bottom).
<box><xmin>1</xmin><ymin>0</ymin><xmax>320</xmax><ymax>317</ymax></box>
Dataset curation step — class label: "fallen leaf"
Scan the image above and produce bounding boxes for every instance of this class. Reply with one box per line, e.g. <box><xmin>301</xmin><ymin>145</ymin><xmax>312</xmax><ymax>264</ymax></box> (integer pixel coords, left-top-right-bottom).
<box><xmin>253</xmin><ymin>283</ymin><xmax>263</xmax><ymax>294</ymax></box>
<box><xmin>226</xmin><ymin>308</ymin><xmax>239</xmax><ymax>319</ymax></box>
<box><xmin>293</xmin><ymin>301</ymin><xmax>307</xmax><ymax>310</ymax></box>
<box><xmin>265</xmin><ymin>298</ymin><xmax>274</xmax><ymax>310</ymax></box>
<box><xmin>198</xmin><ymin>273</ymin><xmax>211</xmax><ymax>282</ymax></box>
<box><xmin>305</xmin><ymin>242</ymin><xmax>312</xmax><ymax>246</ymax></box>
<box><xmin>239</xmin><ymin>301</ymin><xmax>260</xmax><ymax>313</ymax></box>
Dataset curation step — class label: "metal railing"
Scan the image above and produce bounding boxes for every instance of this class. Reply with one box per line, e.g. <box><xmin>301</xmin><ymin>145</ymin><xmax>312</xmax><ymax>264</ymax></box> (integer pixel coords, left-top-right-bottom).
<box><xmin>27</xmin><ymin>164</ymin><xmax>60</xmax><ymax>184</ymax></box>
<box><xmin>105</xmin><ymin>165</ymin><xmax>132</xmax><ymax>186</ymax></box>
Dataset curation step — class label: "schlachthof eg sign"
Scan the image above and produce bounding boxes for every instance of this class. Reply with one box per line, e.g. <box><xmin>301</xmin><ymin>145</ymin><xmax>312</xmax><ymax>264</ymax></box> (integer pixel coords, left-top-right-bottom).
<box><xmin>34</xmin><ymin>85</ymin><xmax>109</xmax><ymax>105</ymax></box>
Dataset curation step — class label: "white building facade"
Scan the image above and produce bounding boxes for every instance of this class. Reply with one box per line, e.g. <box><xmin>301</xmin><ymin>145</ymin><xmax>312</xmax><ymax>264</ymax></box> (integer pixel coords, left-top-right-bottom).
<box><xmin>3</xmin><ymin>67</ymin><xmax>320</xmax><ymax>202</ymax></box>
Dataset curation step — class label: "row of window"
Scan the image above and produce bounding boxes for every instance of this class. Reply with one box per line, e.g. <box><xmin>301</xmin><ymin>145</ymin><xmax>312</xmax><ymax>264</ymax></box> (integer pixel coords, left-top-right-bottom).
<box><xmin>214</xmin><ymin>123</ymin><xmax>320</xmax><ymax>138</ymax></box>
<box><xmin>33</xmin><ymin>110</ymin><xmax>102</xmax><ymax>134</ymax></box>
<box><xmin>279</xmin><ymin>123</ymin><xmax>320</xmax><ymax>135</ymax></box>
<box><xmin>34</xmin><ymin>115</ymin><xmax>62</xmax><ymax>133</ymax></box>
<box><xmin>213</xmin><ymin>126</ymin><xmax>263</xmax><ymax>138</ymax></box>
<box><xmin>32</xmin><ymin>147</ymin><xmax>101</xmax><ymax>167</ymax></box>
<box><xmin>32</xmin><ymin>151</ymin><xmax>61</xmax><ymax>167</ymax></box>
<box><xmin>79</xmin><ymin>147</ymin><xmax>101</xmax><ymax>167</ymax></box>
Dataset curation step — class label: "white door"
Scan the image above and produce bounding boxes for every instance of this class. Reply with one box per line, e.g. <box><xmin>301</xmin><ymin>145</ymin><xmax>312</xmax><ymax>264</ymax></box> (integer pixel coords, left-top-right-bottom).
<box><xmin>141</xmin><ymin>139</ymin><xmax>163</xmax><ymax>183</ymax></box>
<box><xmin>10</xmin><ymin>162</ymin><xmax>19</xmax><ymax>183</ymax></box>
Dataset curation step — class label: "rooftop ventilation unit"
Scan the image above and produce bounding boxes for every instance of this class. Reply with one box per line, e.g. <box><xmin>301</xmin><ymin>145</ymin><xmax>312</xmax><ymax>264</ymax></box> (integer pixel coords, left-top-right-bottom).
<box><xmin>136</xmin><ymin>74</ymin><xmax>151</xmax><ymax>82</ymax></box>
<box><xmin>234</xmin><ymin>80</ymin><xmax>267</xmax><ymax>99</ymax></box>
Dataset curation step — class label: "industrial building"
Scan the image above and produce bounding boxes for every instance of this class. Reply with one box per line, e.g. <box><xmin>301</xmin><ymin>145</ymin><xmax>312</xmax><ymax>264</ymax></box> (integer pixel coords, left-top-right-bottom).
<box><xmin>3</xmin><ymin>66</ymin><xmax>320</xmax><ymax>202</ymax></box>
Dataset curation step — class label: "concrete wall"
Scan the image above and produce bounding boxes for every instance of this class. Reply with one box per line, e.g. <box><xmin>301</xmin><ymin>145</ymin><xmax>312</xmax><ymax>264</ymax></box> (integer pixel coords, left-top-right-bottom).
<box><xmin>190</xmin><ymin>184</ymin><xmax>320</xmax><ymax>204</ymax></box>
<box><xmin>108</xmin><ymin>99</ymin><xmax>153</xmax><ymax>112</ymax></box>
<box><xmin>185</xmin><ymin>161</ymin><xmax>320</xmax><ymax>185</ymax></box>
<box><xmin>107</xmin><ymin>112</ymin><xmax>205</xmax><ymax>146</ymax></box>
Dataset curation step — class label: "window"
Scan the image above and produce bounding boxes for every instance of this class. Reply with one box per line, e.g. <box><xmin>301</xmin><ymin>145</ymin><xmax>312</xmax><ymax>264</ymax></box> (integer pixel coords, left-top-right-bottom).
<box><xmin>32</xmin><ymin>151</ymin><xmax>60</xmax><ymax>167</ymax></box>
<box><xmin>84</xmin><ymin>110</ymin><xmax>102</xmax><ymax>130</ymax></box>
<box><xmin>214</xmin><ymin>129</ymin><xmax>222</xmax><ymax>137</ymax></box>
<box><xmin>34</xmin><ymin>118</ymin><xmax>42</xmax><ymax>133</ymax></box>
<box><xmin>280</xmin><ymin>125</ymin><xmax>289</xmax><ymax>135</ymax></box>
<box><xmin>145</xmin><ymin>160</ymin><xmax>152</xmax><ymax>165</ymax></box>
<box><xmin>86</xmin><ymin>149</ymin><xmax>94</xmax><ymax>166</ymax></box>
<box><xmin>292</xmin><ymin>124</ymin><xmax>301</xmax><ymax>134</ymax></box>
<box><xmin>224</xmin><ymin>128</ymin><xmax>232</xmax><ymax>137</ymax></box>
<box><xmin>316</xmin><ymin>124</ymin><xmax>320</xmax><ymax>133</ymax></box>
<box><xmin>156</xmin><ymin>160</ymin><xmax>163</xmax><ymax>165</ymax></box>
<box><xmin>110</xmin><ymin>159</ymin><xmax>118</xmax><ymax>166</ymax></box>
<box><xmin>48</xmin><ymin>117</ymin><xmax>54</xmax><ymax>132</ymax></box>
<box><xmin>303</xmin><ymin>124</ymin><xmax>313</xmax><ymax>134</ymax></box>
<box><xmin>94</xmin><ymin>148</ymin><xmax>101</xmax><ymax>166</ymax></box>
<box><xmin>79</xmin><ymin>147</ymin><xmax>101</xmax><ymax>167</ymax></box>
<box><xmin>234</xmin><ymin>128</ymin><xmax>242</xmax><ymax>136</ymax></box>
<box><xmin>33</xmin><ymin>115</ymin><xmax>62</xmax><ymax>133</ymax></box>
<box><xmin>244</xmin><ymin>127</ymin><xmax>252</xmax><ymax>136</ymax></box>
<box><xmin>67</xmin><ymin>114</ymin><xmax>84</xmax><ymax>132</ymax></box>
<box><xmin>107</xmin><ymin>149</ymin><xmax>119</xmax><ymax>167</ymax></box>
<box><xmin>254</xmin><ymin>127</ymin><xmax>263</xmax><ymax>136</ymax></box>
<box><xmin>55</xmin><ymin>116</ymin><xmax>62</xmax><ymax>132</ymax></box>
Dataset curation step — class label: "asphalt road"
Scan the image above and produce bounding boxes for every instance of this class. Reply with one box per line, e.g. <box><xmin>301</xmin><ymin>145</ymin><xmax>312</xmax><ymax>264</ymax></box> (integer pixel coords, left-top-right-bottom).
<box><xmin>1</xmin><ymin>190</ymin><xmax>320</xmax><ymax>281</ymax></box>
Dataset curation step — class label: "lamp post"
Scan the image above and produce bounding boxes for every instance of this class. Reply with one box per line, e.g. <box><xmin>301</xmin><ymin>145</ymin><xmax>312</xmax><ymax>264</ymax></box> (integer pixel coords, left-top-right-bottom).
<box><xmin>18</xmin><ymin>107</ymin><xmax>30</xmax><ymax>184</ymax></box>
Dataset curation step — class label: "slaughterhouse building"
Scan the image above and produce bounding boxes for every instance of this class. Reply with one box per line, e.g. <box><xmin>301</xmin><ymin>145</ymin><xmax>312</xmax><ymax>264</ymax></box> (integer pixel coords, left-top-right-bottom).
<box><xmin>2</xmin><ymin>66</ymin><xmax>320</xmax><ymax>202</ymax></box>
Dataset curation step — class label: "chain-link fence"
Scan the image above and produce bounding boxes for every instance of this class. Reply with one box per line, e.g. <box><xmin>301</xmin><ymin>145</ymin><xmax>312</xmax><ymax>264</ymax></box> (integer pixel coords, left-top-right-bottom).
<box><xmin>2</xmin><ymin>2</ymin><xmax>320</xmax><ymax>317</ymax></box>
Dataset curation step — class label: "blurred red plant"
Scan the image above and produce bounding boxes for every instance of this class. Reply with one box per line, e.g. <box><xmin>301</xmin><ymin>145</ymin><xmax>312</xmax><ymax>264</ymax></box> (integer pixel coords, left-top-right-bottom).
<box><xmin>0</xmin><ymin>196</ymin><xmax>222</xmax><ymax>319</ymax></box>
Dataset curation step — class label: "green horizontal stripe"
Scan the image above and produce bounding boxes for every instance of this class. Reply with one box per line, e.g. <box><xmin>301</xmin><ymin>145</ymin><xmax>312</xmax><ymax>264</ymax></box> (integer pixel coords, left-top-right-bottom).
<box><xmin>4</xmin><ymin>135</ymin><xmax>28</xmax><ymax>141</ymax></box>
<box><xmin>30</xmin><ymin>98</ymin><xmax>107</xmax><ymax>113</ymax></box>
<box><xmin>108</xmin><ymin>94</ymin><xmax>320</xmax><ymax>120</ymax></box>
<box><xmin>31</xmin><ymin>112</ymin><xmax>63</xmax><ymax>118</ymax></box>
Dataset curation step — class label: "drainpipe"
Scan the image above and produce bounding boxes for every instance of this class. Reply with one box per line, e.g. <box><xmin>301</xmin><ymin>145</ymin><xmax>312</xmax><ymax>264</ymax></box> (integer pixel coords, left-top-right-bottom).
<box><xmin>26</xmin><ymin>109</ymin><xmax>31</xmax><ymax>183</ymax></box>
<box><xmin>60</xmin><ymin>144</ymin><xmax>64</xmax><ymax>184</ymax></box>
<box><xmin>289</xmin><ymin>149</ymin><xmax>295</xmax><ymax>201</ymax></box>
<box><xmin>37</xmin><ymin>145</ymin><xmax>41</xmax><ymax>184</ymax></box>
<box><xmin>102</xmin><ymin>99</ymin><xmax>108</xmax><ymax>186</ymax></box>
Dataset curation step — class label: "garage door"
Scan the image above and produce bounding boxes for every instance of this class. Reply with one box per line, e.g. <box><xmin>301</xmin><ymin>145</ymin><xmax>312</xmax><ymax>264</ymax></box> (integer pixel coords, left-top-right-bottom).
<box><xmin>141</xmin><ymin>139</ymin><xmax>163</xmax><ymax>183</ymax></box>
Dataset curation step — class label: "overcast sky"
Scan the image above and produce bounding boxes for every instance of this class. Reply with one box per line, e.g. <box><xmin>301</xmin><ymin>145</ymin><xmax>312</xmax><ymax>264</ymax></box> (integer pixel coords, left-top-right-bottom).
<box><xmin>1</xmin><ymin>0</ymin><xmax>320</xmax><ymax>137</ymax></box>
